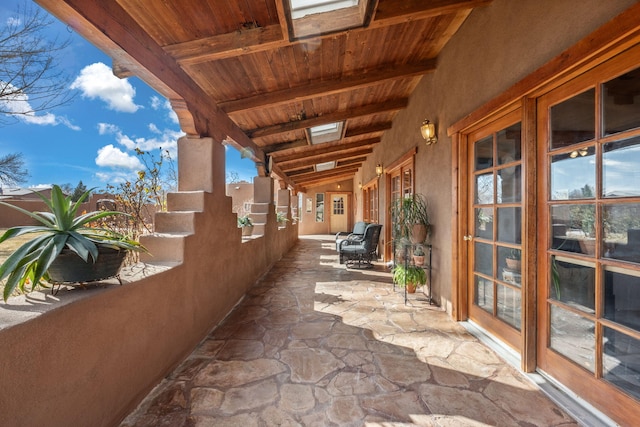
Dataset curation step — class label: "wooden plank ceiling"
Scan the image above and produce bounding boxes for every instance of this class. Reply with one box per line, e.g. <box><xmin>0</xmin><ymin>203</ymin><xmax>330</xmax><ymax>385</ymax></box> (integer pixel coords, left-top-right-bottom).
<box><xmin>36</xmin><ymin>0</ymin><xmax>492</xmax><ymax>192</ymax></box>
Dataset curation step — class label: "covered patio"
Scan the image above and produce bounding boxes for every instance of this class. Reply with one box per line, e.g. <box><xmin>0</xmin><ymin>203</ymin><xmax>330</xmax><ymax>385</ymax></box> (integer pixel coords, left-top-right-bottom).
<box><xmin>2</xmin><ymin>0</ymin><xmax>640</xmax><ymax>425</ymax></box>
<box><xmin>120</xmin><ymin>236</ymin><xmax>580</xmax><ymax>426</ymax></box>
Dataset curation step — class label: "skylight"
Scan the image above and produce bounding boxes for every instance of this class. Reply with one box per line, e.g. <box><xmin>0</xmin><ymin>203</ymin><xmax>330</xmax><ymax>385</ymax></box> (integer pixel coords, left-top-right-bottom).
<box><xmin>287</xmin><ymin>0</ymin><xmax>367</xmax><ymax>38</ymax></box>
<box><xmin>315</xmin><ymin>161</ymin><xmax>336</xmax><ymax>171</ymax></box>
<box><xmin>290</xmin><ymin>0</ymin><xmax>358</xmax><ymax>19</ymax></box>
<box><xmin>309</xmin><ymin>121</ymin><xmax>344</xmax><ymax>144</ymax></box>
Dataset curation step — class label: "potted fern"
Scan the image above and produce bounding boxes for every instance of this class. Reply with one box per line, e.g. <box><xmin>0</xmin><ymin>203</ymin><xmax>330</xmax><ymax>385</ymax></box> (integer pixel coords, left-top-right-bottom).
<box><xmin>392</xmin><ymin>264</ymin><xmax>427</xmax><ymax>294</ymax></box>
<box><xmin>0</xmin><ymin>185</ymin><xmax>145</xmax><ymax>301</ymax></box>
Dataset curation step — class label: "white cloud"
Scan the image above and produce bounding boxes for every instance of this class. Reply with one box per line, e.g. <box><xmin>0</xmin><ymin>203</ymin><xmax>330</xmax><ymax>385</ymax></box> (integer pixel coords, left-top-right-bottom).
<box><xmin>112</xmin><ymin>128</ymin><xmax>183</xmax><ymax>157</ymax></box>
<box><xmin>149</xmin><ymin>96</ymin><xmax>179</xmax><ymax>124</ymax></box>
<box><xmin>150</xmin><ymin>96</ymin><xmax>162</xmax><ymax>110</ymax></box>
<box><xmin>95</xmin><ymin>144</ymin><xmax>143</xmax><ymax>170</ymax></box>
<box><xmin>6</xmin><ymin>17</ymin><xmax>21</xmax><ymax>26</ymax></box>
<box><xmin>165</xmin><ymin>99</ymin><xmax>179</xmax><ymax>124</ymax></box>
<box><xmin>70</xmin><ymin>62</ymin><xmax>141</xmax><ymax>113</ymax></box>
<box><xmin>98</xmin><ymin>122</ymin><xmax>120</xmax><ymax>135</ymax></box>
<box><xmin>95</xmin><ymin>171</ymin><xmax>136</xmax><ymax>184</ymax></box>
<box><xmin>0</xmin><ymin>81</ymin><xmax>80</xmax><ymax>130</ymax></box>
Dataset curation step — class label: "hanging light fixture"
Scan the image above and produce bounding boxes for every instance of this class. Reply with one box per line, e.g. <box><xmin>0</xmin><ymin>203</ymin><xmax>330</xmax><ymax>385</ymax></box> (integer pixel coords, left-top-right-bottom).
<box><xmin>376</xmin><ymin>164</ymin><xmax>383</xmax><ymax>177</ymax></box>
<box><xmin>420</xmin><ymin>119</ymin><xmax>438</xmax><ymax>145</ymax></box>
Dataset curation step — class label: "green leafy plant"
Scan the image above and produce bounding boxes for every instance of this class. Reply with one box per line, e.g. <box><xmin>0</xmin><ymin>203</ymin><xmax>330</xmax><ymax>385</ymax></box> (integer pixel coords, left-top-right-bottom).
<box><xmin>276</xmin><ymin>211</ymin><xmax>289</xmax><ymax>224</ymax></box>
<box><xmin>413</xmin><ymin>245</ymin><xmax>425</xmax><ymax>256</ymax></box>
<box><xmin>0</xmin><ymin>185</ymin><xmax>145</xmax><ymax>301</ymax></box>
<box><xmin>390</xmin><ymin>195</ymin><xmax>430</xmax><ymax>241</ymax></box>
<box><xmin>392</xmin><ymin>264</ymin><xmax>427</xmax><ymax>288</ymax></box>
<box><xmin>237</xmin><ymin>215</ymin><xmax>253</xmax><ymax>227</ymax></box>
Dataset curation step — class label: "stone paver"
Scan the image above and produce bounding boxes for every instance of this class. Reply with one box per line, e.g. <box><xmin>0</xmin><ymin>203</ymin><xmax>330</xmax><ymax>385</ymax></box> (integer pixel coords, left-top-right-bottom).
<box><xmin>120</xmin><ymin>236</ymin><xmax>578</xmax><ymax>426</ymax></box>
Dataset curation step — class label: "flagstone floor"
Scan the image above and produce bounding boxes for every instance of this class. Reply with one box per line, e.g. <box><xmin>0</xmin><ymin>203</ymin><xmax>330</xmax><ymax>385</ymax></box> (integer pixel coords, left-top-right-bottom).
<box><xmin>120</xmin><ymin>235</ymin><xmax>578</xmax><ymax>427</ymax></box>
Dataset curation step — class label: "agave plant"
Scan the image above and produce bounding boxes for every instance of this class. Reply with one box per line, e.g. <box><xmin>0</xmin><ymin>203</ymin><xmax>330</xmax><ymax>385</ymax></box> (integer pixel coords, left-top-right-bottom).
<box><xmin>0</xmin><ymin>185</ymin><xmax>145</xmax><ymax>301</ymax></box>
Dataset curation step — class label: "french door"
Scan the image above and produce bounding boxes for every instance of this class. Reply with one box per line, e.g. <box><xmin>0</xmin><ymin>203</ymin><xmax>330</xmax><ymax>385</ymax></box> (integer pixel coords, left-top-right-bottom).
<box><xmin>467</xmin><ymin>111</ymin><xmax>523</xmax><ymax>350</ymax></box>
<box><xmin>536</xmin><ymin>46</ymin><xmax>640</xmax><ymax>424</ymax></box>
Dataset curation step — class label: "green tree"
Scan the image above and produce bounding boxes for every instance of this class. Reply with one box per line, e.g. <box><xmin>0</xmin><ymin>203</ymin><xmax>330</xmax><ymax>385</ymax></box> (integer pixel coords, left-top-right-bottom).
<box><xmin>71</xmin><ymin>181</ymin><xmax>88</xmax><ymax>202</ymax></box>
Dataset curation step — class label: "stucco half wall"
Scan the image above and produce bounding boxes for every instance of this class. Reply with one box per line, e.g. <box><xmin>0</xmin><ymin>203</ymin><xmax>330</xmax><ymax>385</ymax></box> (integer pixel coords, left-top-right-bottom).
<box><xmin>0</xmin><ymin>136</ymin><xmax>298</xmax><ymax>427</ymax></box>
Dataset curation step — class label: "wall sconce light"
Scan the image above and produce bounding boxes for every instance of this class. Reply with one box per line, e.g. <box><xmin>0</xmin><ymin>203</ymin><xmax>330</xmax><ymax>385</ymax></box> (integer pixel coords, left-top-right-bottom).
<box><xmin>376</xmin><ymin>164</ymin><xmax>383</xmax><ymax>177</ymax></box>
<box><xmin>569</xmin><ymin>148</ymin><xmax>589</xmax><ymax>158</ymax></box>
<box><xmin>358</xmin><ymin>182</ymin><xmax>362</xmax><ymax>189</ymax></box>
<box><xmin>337</xmin><ymin>184</ymin><xmax>341</xmax><ymax>189</ymax></box>
<box><xmin>421</xmin><ymin>119</ymin><xmax>438</xmax><ymax>145</ymax></box>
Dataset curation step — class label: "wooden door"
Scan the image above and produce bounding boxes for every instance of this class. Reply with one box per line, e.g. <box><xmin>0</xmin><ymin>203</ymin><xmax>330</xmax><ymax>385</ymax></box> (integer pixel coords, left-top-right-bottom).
<box><xmin>536</xmin><ymin>47</ymin><xmax>640</xmax><ymax>425</ymax></box>
<box><xmin>467</xmin><ymin>113</ymin><xmax>523</xmax><ymax>351</ymax></box>
<box><xmin>330</xmin><ymin>193</ymin><xmax>348</xmax><ymax>234</ymax></box>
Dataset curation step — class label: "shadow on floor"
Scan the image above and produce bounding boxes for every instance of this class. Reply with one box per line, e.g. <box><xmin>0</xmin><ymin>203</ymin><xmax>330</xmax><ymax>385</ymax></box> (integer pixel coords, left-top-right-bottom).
<box><xmin>120</xmin><ymin>235</ymin><xmax>577</xmax><ymax>427</ymax></box>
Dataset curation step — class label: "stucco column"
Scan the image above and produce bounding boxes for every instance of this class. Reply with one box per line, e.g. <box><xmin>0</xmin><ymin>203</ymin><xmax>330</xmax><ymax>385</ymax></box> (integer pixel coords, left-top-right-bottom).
<box><xmin>177</xmin><ymin>136</ymin><xmax>226</xmax><ymax>197</ymax></box>
<box><xmin>277</xmin><ymin>188</ymin><xmax>291</xmax><ymax>223</ymax></box>
<box><xmin>253</xmin><ymin>176</ymin><xmax>273</xmax><ymax>204</ymax></box>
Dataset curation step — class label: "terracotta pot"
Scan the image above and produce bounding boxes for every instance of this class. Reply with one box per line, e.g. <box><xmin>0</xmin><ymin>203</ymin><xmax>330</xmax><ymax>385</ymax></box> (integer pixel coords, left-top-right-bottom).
<box><xmin>410</xmin><ymin>224</ymin><xmax>429</xmax><ymax>244</ymax></box>
<box><xmin>413</xmin><ymin>255</ymin><xmax>425</xmax><ymax>266</ymax></box>
<box><xmin>48</xmin><ymin>246</ymin><xmax>127</xmax><ymax>283</ymax></box>
<box><xmin>505</xmin><ymin>258</ymin><xmax>521</xmax><ymax>271</ymax></box>
<box><xmin>407</xmin><ymin>283</ymin><xmax>417</xmax><ymax>294</ymax></box>
<box><xmin>579</xmin><ymin>238</ymin><xmax>596</xmax><ymax>255</ymax></box>
<box><xmin>241</xmin><ymin>225</ymin><xmax>254</xmax><ymax>236</ymax></box>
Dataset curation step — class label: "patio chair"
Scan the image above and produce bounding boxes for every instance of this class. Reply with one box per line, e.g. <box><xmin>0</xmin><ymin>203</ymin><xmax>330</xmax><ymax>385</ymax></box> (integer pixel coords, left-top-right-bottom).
<box><xmin>339</xmin><ymin>224</ymin><xmax>383</xmax><ymax>268</ymax></box>
<box><xmin>335</xmin><ymin>221</ymin><xmax>369</xmax><ymax>252</ymax></box>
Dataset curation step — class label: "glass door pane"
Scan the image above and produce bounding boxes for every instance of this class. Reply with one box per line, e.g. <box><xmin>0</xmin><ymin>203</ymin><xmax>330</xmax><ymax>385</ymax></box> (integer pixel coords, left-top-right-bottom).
<box><xmin>540</xmin><ymin>62</ymin><xmax>640</xmax><ymax>412</ymax></box>
<box><xmin>470</xmin><ymin>121</ymin><xmax>523</xmax><ymax>338</ymax></box>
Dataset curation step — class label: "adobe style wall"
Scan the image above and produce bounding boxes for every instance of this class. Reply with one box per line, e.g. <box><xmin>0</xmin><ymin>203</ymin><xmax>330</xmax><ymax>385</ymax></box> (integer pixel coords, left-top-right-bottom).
<box><xmin>353</xmin><ymin>0</ymin><xmax>637</xmax><ymax>313</ymax></box>
<box><xmin>0</xmin><ymin>136</ymin><xmax>298</xmax><ymax>427</ymax></box>
<box><xmin>298</xmin><ymin>178</ymin><xmax>354</xmax><ymax>235</ymax></box>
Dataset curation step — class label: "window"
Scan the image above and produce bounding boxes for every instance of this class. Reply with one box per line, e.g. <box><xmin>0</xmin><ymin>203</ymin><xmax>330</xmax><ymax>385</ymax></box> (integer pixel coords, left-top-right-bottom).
<box><xmin>315</xmin><ymin>193</ymin><xmax>324</xmax><ymax>222</ymax></box>
<box><xmin>363</xmin><ymin>182</ymin><xmax>378</xmax><ymax>223</ymax></box>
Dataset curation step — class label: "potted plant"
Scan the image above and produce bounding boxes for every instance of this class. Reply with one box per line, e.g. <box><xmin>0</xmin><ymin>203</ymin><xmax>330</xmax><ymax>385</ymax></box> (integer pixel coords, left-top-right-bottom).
<box><xmin>390</xmin><ymin>194</ymin><xmax>430</xmax><ymax>244</ymax></box>
<box><xmin>237</xmin><ymin>214</ymin><xmax>253</xmax><ymax>236</ymax></box>
<box><xmin>0</xmin><ymin>185</ymin><xmax>145</xmax><ymax>301</ymax></box>
<box><xmin>505</xmin><ymin>248</ymin><xmax>521</xmax><ymax>271</ymax></box>
<box><xmin>413</xmin><ymin>245</ymin><xmax>425</xmax><ymax>266</ymax></box>
<box><xmin>276</xmin><ymin>211</ymin><xmax>289</xmax><ymax>227</ymax></box>
<box><xmin>392</xmin><ymin>264</ymin><xmax>427</xmax><ymax>294</ymax></box>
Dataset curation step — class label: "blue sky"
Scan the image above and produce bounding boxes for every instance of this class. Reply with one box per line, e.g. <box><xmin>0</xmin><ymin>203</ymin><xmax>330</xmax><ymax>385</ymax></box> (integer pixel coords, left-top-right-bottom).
<box><xmin>0</xmin><ymin>0</ymin><xmax>256</xmax><ymax>191</ymax></box>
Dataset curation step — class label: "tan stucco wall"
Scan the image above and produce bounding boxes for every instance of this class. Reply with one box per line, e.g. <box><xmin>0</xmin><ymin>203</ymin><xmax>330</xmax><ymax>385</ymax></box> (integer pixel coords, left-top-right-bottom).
<box><xmin>298</xmin><ymin>178</ymin><xmax>354</xmax><ymax>235</ymax></box>
<box><xmin>0</xmin><ymin>137</ymin><xmax>297</xmax><ymax>427</ymax></box>
<box><xmin>226</xmin><ymin>181</ymin><xmax>253</xmax><ymax>215</ymax></box>
<box><xmin>0</xmin><ymin>193</ymin><xmax>122</xmax><ymax>228</ymax></box>
<box><xmin>353</xmin><ymin>0</ymin><xmax>637</xmax><ymax>314</ymax></box>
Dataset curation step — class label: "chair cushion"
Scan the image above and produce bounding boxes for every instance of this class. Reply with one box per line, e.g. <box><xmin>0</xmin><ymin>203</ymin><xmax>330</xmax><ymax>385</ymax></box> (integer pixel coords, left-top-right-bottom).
<box><xmin>352</xmin><ymin>221</ymin><xmax>368</xmax><ymax>235</ymax></box>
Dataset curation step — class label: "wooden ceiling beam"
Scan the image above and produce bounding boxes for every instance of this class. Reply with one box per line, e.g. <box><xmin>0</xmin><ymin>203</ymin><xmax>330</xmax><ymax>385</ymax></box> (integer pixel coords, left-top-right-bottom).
<box><xmin>35</xmin><ymin>0</ymin><xmax>302</xmax><ymax>192</ymax></box>
<box><xmin>248</xmin><ymin>98</ymin><xmax>408</xmax><ymax>139</ymax></box>
<box><xmin>272</xmin><ymin>137</ymin><xmax>380</xmax><ymax>163</ymax></box>
<box><xmin>278</xmin><ymin>147</ymin><xmax>374</xmax><ymax>171</ymax></box>
<box><xmin>345</xmin><ymin>122</ymin><xmax>393</xmax><ymax>137</ymax></box>
<box><xmin>291</xmin><ymin>166</ymin><xmax>360</xmax><ymax>182</ymax></box>
<box><xmin>263</xmin><ymin>122</ymin><xmax>390</xmax><ymax>157</ymax></box>
<box><xmin>337</xmin><ymin>157</ymin><xmax>367</xmax><ymax>167</ymax></box>
<box><xmin>163</xmin><ymin>24</ymin><xmax>287</xmax><ymax>66</ymax></box>
<box><xmin>372</xmin><ymin>0</ymin><xmax>492</xmax><ymax>27</ymax></box>
<box><xmin>220</xmin><ymin>61</ymin><xmax>435</xmax><ymax>114</ymax></box>
<box><xmin>165</xmin><ymin>1</ymin><xmax>490</xmax><ymax>66</ymax></box>
<box><xmin>263</xmin><ymin>138</ymin><xmax>309</xmax><ymax>154</ymax></box>
<box><xmin>298</xmin><ymin>172</ymin><xmax>358</xmax><ymax>189</ymax></box>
